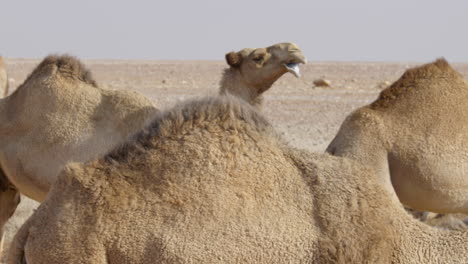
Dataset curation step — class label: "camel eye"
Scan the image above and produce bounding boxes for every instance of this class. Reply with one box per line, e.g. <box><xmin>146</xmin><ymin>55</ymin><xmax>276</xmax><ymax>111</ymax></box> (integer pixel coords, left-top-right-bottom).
<box><xmin>253</xmin><ymin>56</ymin><xmax>264</xmax><ymax>63</ymax></box>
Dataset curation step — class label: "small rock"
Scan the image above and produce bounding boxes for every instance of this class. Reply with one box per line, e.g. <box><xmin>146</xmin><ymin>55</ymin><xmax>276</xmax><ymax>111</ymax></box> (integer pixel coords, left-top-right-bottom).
<box><xmin>161</xmin><ymin>79</ymin><xmax>167</xmax><ymax>84</ymax></box>
<box><xmin>313</xmin><ymin>79</ymin><xmax>331</xmax><ymax>87</ymax></box>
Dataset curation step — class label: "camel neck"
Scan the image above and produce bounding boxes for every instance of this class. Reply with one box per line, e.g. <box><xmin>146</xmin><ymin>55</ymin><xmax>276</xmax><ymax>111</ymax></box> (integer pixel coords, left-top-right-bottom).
<box><xmin>219</xmin><ymin>68</ymin><xmax>265</xmax><ymax>108</ymax></box>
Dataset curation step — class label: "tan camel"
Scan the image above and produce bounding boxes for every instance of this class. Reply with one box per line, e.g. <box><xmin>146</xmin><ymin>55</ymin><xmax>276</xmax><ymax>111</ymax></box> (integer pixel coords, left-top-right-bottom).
<box><xmin>8</xmin><ymin>96</ymin><xmax>467</xmax><ymax>264</ymax></box>
<box><xmin>220</xmin><ymin>42</ymin><xmax>306</xmax><ymax>107</ymax></box>
<box><xmin>0</xmin><ymin>55</ymin><xmax>158</xmax><ymax>252</ymax></box>
<box><xmin>0</xmin><ymin>57</ymin><xmax>9</xmax><ymax>97</ymax></box>
<box><xmin>326</xmin><ymin>59</ymin><xmax>468</xmax><ymax>215</ymax></box>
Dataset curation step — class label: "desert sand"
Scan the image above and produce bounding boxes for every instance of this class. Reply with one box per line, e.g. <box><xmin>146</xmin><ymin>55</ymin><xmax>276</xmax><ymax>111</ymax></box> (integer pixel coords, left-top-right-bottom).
<box><xmin>3</xmin><ymin>59</ymin><xmax>468</xmax><ymax>253</ymax></box>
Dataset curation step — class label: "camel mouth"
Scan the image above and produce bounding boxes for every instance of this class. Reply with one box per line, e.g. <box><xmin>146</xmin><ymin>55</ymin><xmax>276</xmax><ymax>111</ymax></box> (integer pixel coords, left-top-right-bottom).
<box><xmin>284</xmin><ymin>63</ymin><xmax>302</xmax><ymax>78</ymax></box>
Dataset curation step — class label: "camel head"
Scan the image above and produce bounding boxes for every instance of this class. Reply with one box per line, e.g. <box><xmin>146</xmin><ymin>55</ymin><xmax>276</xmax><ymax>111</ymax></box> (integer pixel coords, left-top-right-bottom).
<box><xmin>222</xmin><ymin>42</ymin><xmax>306</xmax><ymax>106</ymax></box>
<box><xmin>226</xmin><ymin>42</ymin><xmax>306</xmax><ymax>83</ymax></box>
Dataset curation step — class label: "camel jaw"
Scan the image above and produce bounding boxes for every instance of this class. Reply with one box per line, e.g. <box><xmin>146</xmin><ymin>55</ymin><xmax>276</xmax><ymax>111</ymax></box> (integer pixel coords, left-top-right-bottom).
<box><xmin>284</xmin><ymin>63</ymin><xmax>302</xmax><ymax>78</ymax></box>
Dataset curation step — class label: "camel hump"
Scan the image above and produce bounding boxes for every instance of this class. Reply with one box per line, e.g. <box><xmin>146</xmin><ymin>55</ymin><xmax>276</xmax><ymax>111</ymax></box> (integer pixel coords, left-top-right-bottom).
<box><xmin>399</xmin><ymin>58</ymin><xmax>459</xmax><ymax>80</ymax></box>
<box><xmin>405</xmin><ymin>58</ymin><xmax>459</xmax><ymax>78</ymax></box>
<box><xmin>103</xmin><ymin>95</ymin><xmax>275</xmax><ymax>163</ymax></box>
<box><xmin>371</xmin><ymin>58</ymin><xmax>463</xmax><ymax>109</ymax></box>
<box><xmin>27</xmin><ymin>54</ymin><xmax>98</xmax><ymax>88</ymax></box>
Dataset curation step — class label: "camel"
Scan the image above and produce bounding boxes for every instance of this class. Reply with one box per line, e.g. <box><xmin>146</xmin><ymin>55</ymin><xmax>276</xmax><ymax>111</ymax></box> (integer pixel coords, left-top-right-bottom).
<box><xmin>0</xmin><ymin>55</ymin><xmax>158</xmax><ymax>251</ymax></box>
<box><xmin>220</xmin><ymin>42</ymin><xmax>306</xmax><ymax>107</ymax></box>
<box><xmin>8</xmin><ymin>95</ymin><xmax>467</xmax><ymax>263</ymax></box>
<box><xmin>326</xmin><ymin>59</ymin><xmax>468</xmax><ymax>215</ymax></box>
<box><xmin>0</xmin><ymin>57</ymin><xmax>9</xmax><ymax>97</ymax></box>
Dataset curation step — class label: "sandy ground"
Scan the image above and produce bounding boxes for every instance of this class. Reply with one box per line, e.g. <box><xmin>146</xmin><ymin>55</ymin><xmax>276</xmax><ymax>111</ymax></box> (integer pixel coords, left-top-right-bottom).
<box><xmin>3</xmin><ymin>59</ymin><xmax>468</xmax><ymax>255</ymax></box>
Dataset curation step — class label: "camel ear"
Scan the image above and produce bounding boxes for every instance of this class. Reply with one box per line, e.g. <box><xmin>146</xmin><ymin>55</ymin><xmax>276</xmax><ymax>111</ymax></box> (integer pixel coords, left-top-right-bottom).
<box><xmin>225</xmin><ymin>52</ymin><xmax>242</xmax><ymax>67</ymax></box>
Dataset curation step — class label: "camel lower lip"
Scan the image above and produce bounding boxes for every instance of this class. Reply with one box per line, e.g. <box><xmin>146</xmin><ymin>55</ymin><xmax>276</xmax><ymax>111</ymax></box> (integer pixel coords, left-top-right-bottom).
<box><xmin>285</xmin><ymin>63</ymin><xmax>301</xmax><ymax>78</ymax></box>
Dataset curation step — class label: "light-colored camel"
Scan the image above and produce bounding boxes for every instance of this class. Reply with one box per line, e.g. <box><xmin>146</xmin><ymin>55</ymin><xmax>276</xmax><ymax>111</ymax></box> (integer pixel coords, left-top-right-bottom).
<box><xmin>327</xmin><ymin>59</ymin><xmax>468</xmax><ymax>214</ymax></box>
<box><xmin>9</xmin><ymin>95</ymin><xmax>467</xmax><ymax>264</ymax></box>
<box><xmin>0</xmin><ymin>57</ymin><xmax>9</xmax><ymax>97</ymax></box>
<box><xmin>220</xmin><ymin>42</ymin><xmax>306</xmax><ymax>107</ymax></box>
<box><xmin>0</xmin><ymin>55</ymin><xmax>158</xmax><ymax>251</ymax></box>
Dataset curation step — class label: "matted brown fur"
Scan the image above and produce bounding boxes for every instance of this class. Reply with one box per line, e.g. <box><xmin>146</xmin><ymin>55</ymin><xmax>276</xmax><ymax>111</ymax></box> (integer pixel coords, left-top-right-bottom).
<box><xmin>370</xmin><ymin>58</ymin><xmax>462</xmax><ymax>109</ymax></box>
<box><xmin>16</xmin><ymin>55</ymin><xmax>98</xmax><ymax>92</ymax></box>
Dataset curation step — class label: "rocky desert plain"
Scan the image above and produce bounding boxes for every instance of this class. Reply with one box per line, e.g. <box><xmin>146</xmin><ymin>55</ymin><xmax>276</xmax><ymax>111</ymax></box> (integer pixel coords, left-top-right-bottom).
<box><xmin>2</xmin><ymin>58</ymin><xmax>468</xmax><ymax>258</ymax></box>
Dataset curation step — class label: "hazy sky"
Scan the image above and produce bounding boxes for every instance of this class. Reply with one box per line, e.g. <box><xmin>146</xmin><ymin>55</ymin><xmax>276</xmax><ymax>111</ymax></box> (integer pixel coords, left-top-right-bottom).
<box><xmin>1</xmin><ymin>0</ymin><xmax>468</xmax><ymax>61</ymax></box>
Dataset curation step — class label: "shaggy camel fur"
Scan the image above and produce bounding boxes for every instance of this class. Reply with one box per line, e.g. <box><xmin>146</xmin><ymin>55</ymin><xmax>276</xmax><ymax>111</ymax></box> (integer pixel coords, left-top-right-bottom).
<box><xmin>327</xmin><ymin>59</ymin><xmax>468</xmax><ymax>214</ymax></box>
<box><xmin>0</xmin><ymin>57</ymin><xmax>9</xmax><ymax>97</ymax></box>
<box><xmin>9</xmin><ymin>96</ymin><xmax>467</xmax><ymax>264</ymax></box>
<box><xmin>0</xmin><ymin>55</ymin><xmax>157</xmax><ymax>250</ymax></box>
<box><xmin>220</xmin><ymin>42</ymin><xmax>306</xmax><ymax>107</ymax></box>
